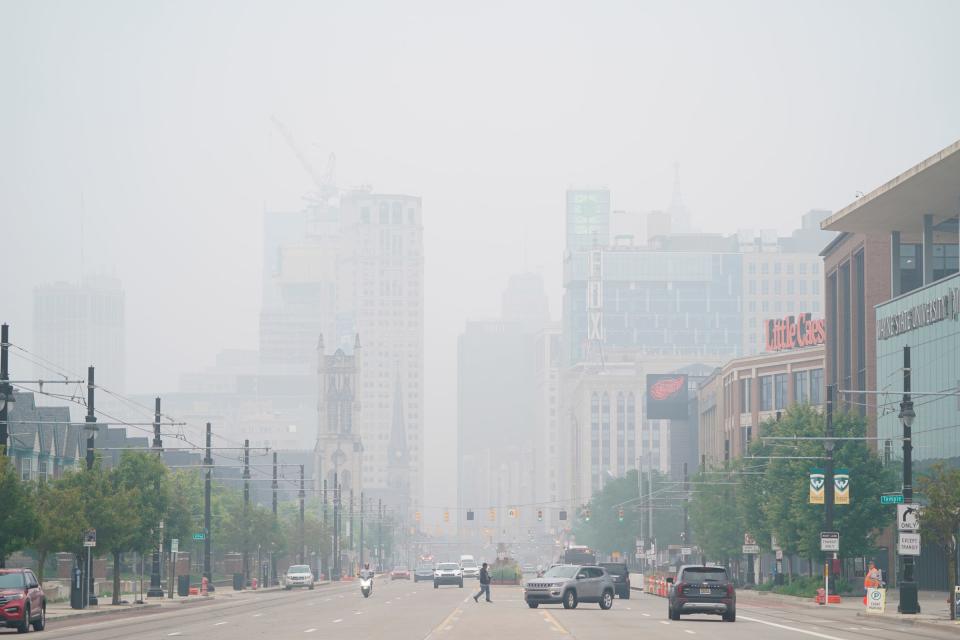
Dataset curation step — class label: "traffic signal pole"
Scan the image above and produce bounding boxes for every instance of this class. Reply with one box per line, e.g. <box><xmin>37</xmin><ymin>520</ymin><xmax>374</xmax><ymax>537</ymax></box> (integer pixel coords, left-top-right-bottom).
<box><xmin>204</xmin><ymin>422</ymin><xmax>214</xmax><ymax>592</ymax></box>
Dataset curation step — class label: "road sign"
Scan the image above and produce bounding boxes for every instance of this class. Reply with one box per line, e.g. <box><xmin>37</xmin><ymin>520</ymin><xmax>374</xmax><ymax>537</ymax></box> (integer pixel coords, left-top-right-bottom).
<box><xmin>881</xmin><ymin>494</ymin><xmax>904</xmax><ymax>505</ymax></box>
<box><xmin>775</xmin><ymin>549</ymin><xmax>783</xmax><ymax>560</ymax></box>
<box><xmin>897</xmin><ymin>532</ymin><xmax>921</xmax><ymax>556</ymax></box>
<box><xmin>820</xmin><ymin>531</ymin><xmax>840</xmax><ymax>552</ymax></box>
<box><xmin>193</xmin><ymin>533</ymin><xmax>205</xmax><ymax>540</ymax></box>
<box><xmin>742</xmin><ymin>544</ymin><xmax>760</xmax><ymax>555</ymax></box>
<box><xmin>865</xmin><ymin>587</ymin><xmax>886</xmax><ymax>614</ymax></box>
<box><xmin>744</xmin><ymin>533</ymin><xmax>756</xmax><ymax>545</ymax></box>
<box><xmin>171</xmin><ymin>538</ymin><xmax>179</xmax><ymax>554</ymax></box>
<box><xmin>897</xmin><ymin>504</ymin><xmax>921</xmax><ymax>531</ymax></box>
<box><xmin>83</xmin><ymin>529</ymin><xmax>96</xmax><ymax>547</ymax></box>
<box><xmin>681</xmin><ymin>547</ymin><xmax>692</xmax><ymax>556</ymax></box>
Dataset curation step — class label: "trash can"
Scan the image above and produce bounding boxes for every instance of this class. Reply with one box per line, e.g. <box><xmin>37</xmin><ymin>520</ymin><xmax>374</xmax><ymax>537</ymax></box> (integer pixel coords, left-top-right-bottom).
<box><xmin>177</xmin><ymin>575</ymin><xmax>191</xmax><ymax>597</ymax></box>
<box><xmin>232</xmin><ymin>573</ymin><xmax>245</xmax><ymax>591</ymax></box>
<box><xmin>70</xmin><ymin>567</ymin><xmax>85</xmax><ymax>610</ymax></box>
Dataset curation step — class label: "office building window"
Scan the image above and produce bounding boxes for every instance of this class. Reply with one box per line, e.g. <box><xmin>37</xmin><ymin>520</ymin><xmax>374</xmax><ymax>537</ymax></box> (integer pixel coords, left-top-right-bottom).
<box><xmin>810</xmin><ymin>368</ymin><xmax>824</xmax><ymax>404</ymax></box>
<box><xmin>794</xmin><ymin>370</ymin><xmax>810</xmax><ymax>404</ymax></box>
<box><xmin>379</xmin><ymin>203</ymin><xmax>389</xmax><ymax>224</ymax></box>
<box><xmin>799</xmin><ymin>263</ymin><xmax>807</xmax><ymax>275</ymax></box>
<box><xmin>748</xmin><ymin>263</ymin><xmax>756</xmax><ymax>274</ymax></box>
<box><xmin>932</xmin><ymin>244</ymin><xmax>959</xmax><ymax>280</ymax></box>
<box><xmin>740</xmin><ymin>378</ymin><xmax>752</xmax><ymax>413</ymax></box>
<box><xmin>601</xmin><ymin>393</ymin><xmax>611</xmax><ymax>468</ymax></box>
<box><xmin>799</xmin><ymin>280</ymin><xmax>807</xmax><ymax>295</ymax></box>
<box><xmin>361</xmin><ymin>207</ymin><xmax>371</xmax><ymax>223</ymax></box>
<box><xmin>749</xmin><ymin>301</ymin><xmax>756</xmax><ymax>312</ymax></box>
<box><xmin>774</xmin><ymin>280</ymin><xmax>781</xmax><ymax>294</ymax></box>
<box><xmin>774</xmin><ymin>373</ymin><xmax>788</xmax><ymax>410</ymax></box>
<box><xmin>762</xmin><ymin>281</ymin><xmax>769</xmax><ymax>294</ymax></box>
<box><xmin>774</xmin><ymin>262</ymin><xmax>781</xmax><ymax>274</ymax></box>
<box><xmin>761</xmin><ymin>263</ymin><xmax>769</xmax><ymax>274</ymax></box>
<box><xmin>617</xmin><ymin>393</ymin><xmax>626</xmax><ymax>475</ymax></box>
<box><xmin>786</xmin><ymin>280</ymin><xmax>794</xmax><ymax>295</ymax></box>
<box><xmin>749</xmin><ymin>281</ymin><xmax>756</xmax><ymax>294</ymax></box>
<box><xmin>760</xmin><ymin>376</ymin><xmax>773</xmax><ymax>411</ymax></box>
<box><xmin>786</xmin><ymin>263</ymin><xmax>794</xmax><ymax>274</ymax></box>
<box><xmin>812</xmin><ymin>279</ymin><xmax>820</xmax><ymax>294</ymax></box>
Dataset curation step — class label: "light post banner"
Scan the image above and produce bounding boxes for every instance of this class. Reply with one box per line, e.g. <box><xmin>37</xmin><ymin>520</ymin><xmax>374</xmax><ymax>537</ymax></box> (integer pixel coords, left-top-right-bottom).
<box><xmin>865</xmin><ymin>587</ymin><xmax>886</xmax><ymax>614</ymax></box>
<box><xmin>834</xmin><ymin>470</ymin><xmax>850</xmax><ymax>505</ymax></box>
<box><xmin>809</xmin><ymin>470</ymin><xmax>825</xmax><ymax>504</ymax></box>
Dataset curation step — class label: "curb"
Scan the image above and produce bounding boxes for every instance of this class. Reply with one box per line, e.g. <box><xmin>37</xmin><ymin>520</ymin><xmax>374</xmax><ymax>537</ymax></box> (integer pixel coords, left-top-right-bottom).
<box><xmin>855</xmin><ymin>611</ymin><xmax>957</xmax><ymax>630</ymax></box>
<box><xmin>47</xmin><ymin>603</ymin><xmax>162</xmax><ymax>623</ymax></box>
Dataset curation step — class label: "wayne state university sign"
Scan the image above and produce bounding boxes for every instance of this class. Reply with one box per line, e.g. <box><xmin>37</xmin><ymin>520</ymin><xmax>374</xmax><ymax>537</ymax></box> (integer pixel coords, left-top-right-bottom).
<box><xmin>877</xmin><ymin>285</ymin><xmax>960</xmax><ymax>341</ymax></box>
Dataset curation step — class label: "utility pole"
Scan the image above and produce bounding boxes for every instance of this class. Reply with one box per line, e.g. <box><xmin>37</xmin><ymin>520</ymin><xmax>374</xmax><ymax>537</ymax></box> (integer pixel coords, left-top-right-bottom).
<box><xmin>349</xmin><ymin>489</ymin><xmax>355</xmax><ymax>551</ymax></box>
<box><xmin>243</xmin><ymin>439</ymin><xmax>250</xmax><ymax>587</ymax></box>
<box><xmin>271</xmin><ymin>452</ymin><xmax>278</xmax><ymax>585</ymax></box>
<box><xmin>0</xmin><ymin>324</ymin><xmax>10</xmax><ymax>458</ymax></box>
<box><xmin>322</xmin><ymin>479</ymin><xmax>328</xmax><ymax>580</ymax></box>
<box><xmin>359</xmin><ymin>492</ymin><xmax>365</xmax><ymax>569</ymax></box>
<box><xmin>332</xmin><ymin>472</ymin><xmax>340</xmax><ymax>581</ymax></box>
<box><xmin>147</xmin><ymin>398</ymin><xmax>164</xmax><ymax>597</ymax></box>
<box><xmin>84</xmin><ymin>366</ymin><xmax>98</xmax><ymax>605</ymax></box>
<box><xmin>898</xmin><ymin>346</ymin><xmax>920</xmax><ymax>614</ymax></box>
<box><xmin>824</xmin><ymin>384</ymin><xmax>836</xmax><ymax>599</ymax></box>
<box><xmin>636</xmin><ymin>459</ymin><xmax>644</xmax><ymax>570</ymax></box>
<box><xmin>378</xmin><ymin>498</ymin><xmax>383</xmax><ymax>572</ymax></box>
<box><xmin>299</xmin><ymin>464</ymin><xmax>305</xmax><ymax>564</ymax></box>
<box><xmin>203</xmin><ymin>422</ymin><xmax>214</xmax><ymax>592</ymax></box>
<box><xmin>682</xmin><ymin>462</ymin><xmax>690</xmax><ymax>547</ymax></box>
<box><xmin>647</xmin><ymin>451</ymin><xmax>654</xmax><ymax>562</ymax></box>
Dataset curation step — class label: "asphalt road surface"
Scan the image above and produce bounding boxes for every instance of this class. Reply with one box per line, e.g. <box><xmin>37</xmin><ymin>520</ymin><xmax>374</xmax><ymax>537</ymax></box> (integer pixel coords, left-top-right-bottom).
<box><xmin>15</xmin><ymin>580</ymin><xmax>957</xmax><ymax>640</ymax></box>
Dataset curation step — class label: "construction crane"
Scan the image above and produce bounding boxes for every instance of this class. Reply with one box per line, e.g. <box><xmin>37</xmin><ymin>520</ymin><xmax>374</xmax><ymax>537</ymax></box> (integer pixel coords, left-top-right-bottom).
<box><xmin>270</xmin><ymin>115</ymin><xmax>337</xmax><ymax>201</ymax></box>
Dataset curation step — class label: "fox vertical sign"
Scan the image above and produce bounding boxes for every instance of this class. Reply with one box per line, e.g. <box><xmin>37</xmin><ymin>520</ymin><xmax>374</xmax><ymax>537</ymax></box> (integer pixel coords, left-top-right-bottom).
<box><xmin>809</xmin><ymin>470</ymin><xmax>825</xmax><ymax>504</ymax></box>
<box><xmin>834</xmin><ymin>470</ymin><xmax>850</xmax><ymax>505</ymax></box>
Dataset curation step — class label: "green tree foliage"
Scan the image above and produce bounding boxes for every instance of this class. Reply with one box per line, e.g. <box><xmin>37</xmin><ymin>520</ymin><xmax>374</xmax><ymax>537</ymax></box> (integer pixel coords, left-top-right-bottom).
<box><xmin>0</xmin><ymin>456</ymin><xmax>39</xmax><ymax>567</ymax></box>
<box><xmin>573</xmin><ymin>470</ymin><xmax>683</xmax><ymax>556</ymax></box>
<box><xmin>916</xmin><ymin>463</ymin><xmax>960</xmax><ymax>593</ymax></box>
<box><xmin>32</xmin><ymin>479</ymin><xmax>87</xmax><ymax>583</ymax></box>
<box><xmin>689</xmin><ymin>405</ymin><xmax>895</xmax><ymax>574</ymax></box>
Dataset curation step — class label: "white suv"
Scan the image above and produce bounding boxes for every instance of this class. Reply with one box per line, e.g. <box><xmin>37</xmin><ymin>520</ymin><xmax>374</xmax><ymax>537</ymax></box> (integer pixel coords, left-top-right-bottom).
<box><xmin>460</xmin><ymin>559</ymin><xmax>479</xmax><ymax>579</ymax></box>
<box><xmin>284</xmin><ymin>564</ymin><xmax>315</xmax><ymax>590</ymax></box>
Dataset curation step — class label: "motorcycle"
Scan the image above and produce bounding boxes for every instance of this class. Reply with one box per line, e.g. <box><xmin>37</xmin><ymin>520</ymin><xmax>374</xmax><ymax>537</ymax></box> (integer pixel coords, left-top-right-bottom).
<box><xmin>360</xmin><ymin>576</ymin><xmax>373</xmax><ymax>598</ymax></box>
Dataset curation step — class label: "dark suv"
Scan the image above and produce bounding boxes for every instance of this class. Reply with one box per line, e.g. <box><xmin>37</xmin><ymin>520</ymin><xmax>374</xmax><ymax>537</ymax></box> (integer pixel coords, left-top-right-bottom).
<box><xmin>599</xmin><ymin>562</ymin><xmax>630</xmax><ymax>599</ymax></box>
<box><xmin>523</xmin><ymin>564</ymin><xmax>615</xmax><ymax>610</ymax></box>
<box><xmin>0</xmin><ymin>568</ymin><xmax>46</xmax><ymax>632</ymax></box>
<box><xmin>667</xmin><ymin>565</ymin><xmax>735</xmax><ymax>622</ymax></box>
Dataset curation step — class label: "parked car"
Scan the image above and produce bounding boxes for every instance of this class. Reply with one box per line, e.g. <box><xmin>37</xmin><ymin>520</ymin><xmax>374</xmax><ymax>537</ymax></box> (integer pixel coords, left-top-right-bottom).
<box><xmin>414</xmin><ymin>564</ymin><xmax>434</xmax><ymax>583</ymax></box>
<box><xmin>667</xmin><ymin>565</ymin><xmax>736</xmax><ymax>622</ymax></box>
<box><xmin>284</xmin><ymin>564</ymin><xmax>315</xmax><ymax>590</ymax></box>
<box><xmin>523</xmin><ymin>564</ymin><xmax>615</xmax><ymax>610</ymax></box>
<box><xmin>599</xmin><ymin>562</ymin><xmax>630</xmax><ymax>599</ymax></box>
<box><xmin>433</xmin><ymin>562</ymin><xmax>463</xmax><ymax>588</ymax></box>
<box><xmin>390</xmin><ymin>566</ymin><xmax>411</xmax><ymax>580</ymax></box>
<box><xmin>0</xmin><ymin>568</ymin><xmax>46</xmax><ymax>632</ymax></box>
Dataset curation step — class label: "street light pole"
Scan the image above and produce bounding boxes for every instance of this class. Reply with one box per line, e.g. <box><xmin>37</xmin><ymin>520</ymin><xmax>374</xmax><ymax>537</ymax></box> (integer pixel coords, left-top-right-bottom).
<box><xmin>243</xmin><ymin>439</ymin><xmax>250</xmax><ymax>587</ymax></box>
<box><xmin>147</xmin><ymin>398</ymin><xmax>164</xmax><ymax>597</ymax></box>
<box><xmin>271</xmin><ymin>452</ymin><xmax>278</xmax><ymax>585</ymax></box>
<box><xmin>898</xmin><ymin>346</ymin><xmax>920</xmax><ymax>614</ymax></box>
<box><xmin>0</xmin><ymin>324</ymin><xmax>11</xmax><ymax>459</ymax></box>
<box><xmin>84</xmin><ymin>366</ymin><xmax>99</xmax><ymax>605</ymax></box>
<box><xmin>299</xmin><ymin>464</ymin><xmax>306</xmax><ymax>565</ymax></box>
<box><xmin>378</xmin><ymin>498</ymin><xmax>383</xmax><ymax>572</ymax></box>
<box><xmin>322</xmin><ymin>479</ymin><xmax>328</xmax><ymax>579</ymax></box>
<box><xmin>332</xmin><ymin>472</ymin><xmax>340</xmax><ymax>581</ymax></box>
<box><xmin>359</xmin><ymin>492</ymin><xmax>365</xmax><ymax>569</ymax></box>
<box><xmin>824</xmin><ymin>384</ymin><xmax>836</xmax><ymax>600</ymax></box>
<box><xmin>203</xmin><ymin>422</ymin><xmax>214</xmax><ymax>592</ymax></box>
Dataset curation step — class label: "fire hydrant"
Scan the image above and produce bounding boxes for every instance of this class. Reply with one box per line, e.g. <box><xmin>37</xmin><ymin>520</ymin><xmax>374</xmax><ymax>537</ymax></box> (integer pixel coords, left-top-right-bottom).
<box><xmin>201</xmin><ymin>576</ymin><xmax>209</xmax><ymax>596</ymax></box>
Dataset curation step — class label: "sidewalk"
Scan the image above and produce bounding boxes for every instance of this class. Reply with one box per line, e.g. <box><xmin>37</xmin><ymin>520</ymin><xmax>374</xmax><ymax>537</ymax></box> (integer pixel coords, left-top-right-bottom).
<box><xmin>738</xmin><ymin>588</ymin><xmax>955</xmax><ymax>628</ymax></box>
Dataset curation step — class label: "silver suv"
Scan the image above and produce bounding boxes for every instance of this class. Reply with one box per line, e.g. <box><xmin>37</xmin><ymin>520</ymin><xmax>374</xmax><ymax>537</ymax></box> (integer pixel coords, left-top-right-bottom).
<box><xmin>523</xmin><ymin>564</ymin><xmax>615</xmax><ymax>610</ymax></box>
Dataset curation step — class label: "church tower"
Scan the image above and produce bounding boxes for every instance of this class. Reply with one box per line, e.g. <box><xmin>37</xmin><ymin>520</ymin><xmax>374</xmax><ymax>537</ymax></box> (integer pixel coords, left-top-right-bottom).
<box><xmin>314</xmin><ymin>333</ymin><xmax>364</xmax><ymax>495</ymax></box>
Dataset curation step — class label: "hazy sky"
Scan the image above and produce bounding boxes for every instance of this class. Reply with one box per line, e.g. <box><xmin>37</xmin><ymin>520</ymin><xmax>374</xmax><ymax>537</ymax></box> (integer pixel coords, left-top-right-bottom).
<box><xmin>3</xmin><ymin>0</ymin><xmax>959</xmax><ymax>510</ymax></box>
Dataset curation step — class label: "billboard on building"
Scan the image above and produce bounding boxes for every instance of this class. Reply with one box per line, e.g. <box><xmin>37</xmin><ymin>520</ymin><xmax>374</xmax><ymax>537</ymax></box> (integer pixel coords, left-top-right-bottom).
<box><xmin>646</xmin><ymin>374</ymin><xmax>689</xmax><ymax>420</ymax></box>
<box><xmin>765</xmin><ymin>312</ymin><xmax>826</xmax><ymax>351</ymax></box>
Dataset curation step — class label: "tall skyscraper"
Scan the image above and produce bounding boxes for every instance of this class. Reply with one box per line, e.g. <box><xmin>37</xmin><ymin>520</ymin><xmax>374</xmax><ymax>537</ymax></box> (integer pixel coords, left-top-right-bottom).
<box><xmin>33</xmin><ymin>275</ymin><xmax>126</xmax><ymax>392</ymax></box>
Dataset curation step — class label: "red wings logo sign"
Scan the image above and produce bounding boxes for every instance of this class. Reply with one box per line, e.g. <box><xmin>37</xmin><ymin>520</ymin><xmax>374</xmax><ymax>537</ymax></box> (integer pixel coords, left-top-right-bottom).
<box><xmin>649</xmin><ymin>376</ymin><xmax>686</xmax><ymax>400</ymax></box>
<box><xmin>646</xmin><ymin>374</ymin><xmax>689</xmax><ymax>420</ymax></box>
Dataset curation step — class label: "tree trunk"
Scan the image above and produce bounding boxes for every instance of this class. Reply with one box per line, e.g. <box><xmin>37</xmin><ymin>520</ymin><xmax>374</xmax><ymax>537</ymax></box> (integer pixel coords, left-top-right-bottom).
<box><xmin>112</xmin><ymin>550</ymin><xmax>122</xmax><ymax>605</ymax></box>
<box><xmin>36</xmin><ymin>550</ymin><xmax>48</xmax><ymax>585</ymax></box>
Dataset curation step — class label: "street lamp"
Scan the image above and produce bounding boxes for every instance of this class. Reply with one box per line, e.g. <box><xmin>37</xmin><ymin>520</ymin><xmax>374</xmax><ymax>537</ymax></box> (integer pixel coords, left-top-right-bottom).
<box><xmin>898</xmin><ymin>395</ymin><xmax>919</xmax><ymax>613</ymax></box>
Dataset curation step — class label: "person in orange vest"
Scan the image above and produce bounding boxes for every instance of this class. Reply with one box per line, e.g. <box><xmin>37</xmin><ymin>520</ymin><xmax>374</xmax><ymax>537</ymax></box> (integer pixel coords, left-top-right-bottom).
<box><xmin>862</xmin><ymin>561</ymin><xmax>883</xmax><ymax>604</ymax></box>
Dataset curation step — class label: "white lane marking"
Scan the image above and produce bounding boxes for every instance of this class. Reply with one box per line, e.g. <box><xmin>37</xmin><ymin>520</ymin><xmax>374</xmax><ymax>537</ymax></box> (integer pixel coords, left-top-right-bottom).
<box><xmin>304</xmin><ymin>629</ymin><xmax>317</xmax><ymax>634</ymax></box>
<box><xmin>168</xmin><ymin>634</ymin><xmax>183</xmax><ymax>637</ymax></box>
<box><xmin>740</xmin><ymin>615</ymin><xmax>851</xmax><ymax>640</ymax></box>
<box><xmin>684</xmin><ymin>631</ymin><xmax>695</xmax><ymax>635</ymax></box>
<box><xmin>252</xmin><ymin>613</ymin><xmax>263</xmax><ymax>617</ymax></box>
<box><xmin>214</xmin><ymin>620</ymin><xmax>228</xmax><ymax>626</ymax></box>
<box><xmin>660</xmin><ymin>620</ymin><xmax>670</xmax><ymax>625</ymax></box>
<box><xmin>333</xmin><ymin>619</ymin><xmax>343</xmax><ymax>623</ymax></box>
<box><xmin>642</xmin><ymin>612</ymin><xmax>651</xmax><ymax>617</ymax></box>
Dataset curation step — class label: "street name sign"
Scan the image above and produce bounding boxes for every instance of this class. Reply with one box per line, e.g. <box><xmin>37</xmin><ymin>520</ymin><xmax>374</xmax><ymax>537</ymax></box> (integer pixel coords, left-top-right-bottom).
<box><xmin>83</xmin><ymin>529</ymin><xmax>96</xmax><ymax>547</ymax></box>
<box><xmin>742</xmin><ymin>544</ymin><xmax>760</xmax><ymax>555</ymax></box>
<box><xmin>193</xmin><ymin>533</ymin><xmax>205</xmax><ymax>540</ymax></box>
<box><xmin>880</xmin><ymin>494</ymin><xmax>904</xmax><ymax>505</ymax></box>
<box><xmin>171</xmin><ymin>538</ymin><xmax>179</xmax><ymax>554</ymax></box>
<box><xmin>897</xmin><ymin>532</ymin><xmax>921</xmax><ymax>556</ymax></box>
<box><xmin>820</xmin><ymin>531</ymin><xmax>840</xmax><ymax>552</ymax></box>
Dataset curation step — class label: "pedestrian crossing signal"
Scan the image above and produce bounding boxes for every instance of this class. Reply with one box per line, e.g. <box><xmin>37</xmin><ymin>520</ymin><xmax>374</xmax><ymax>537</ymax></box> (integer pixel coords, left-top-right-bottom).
<box><xmin>618</xmin><ymin>508</ymin><xmax>624</xmax><ymax>522</ymax></box>
<box><xmin>508</xmin><ymin>508</ymin><xmax>518</xmax><ymax>518</ymax></box>
<box><xmin>537</xmin><ymin>509</ymin><xmax>543</xmax><ymax>521</ymax></box>
<box><xmin>584</xmin><ymin>508</ymin><xmax>591</xmax><ymax>522</ymax></box>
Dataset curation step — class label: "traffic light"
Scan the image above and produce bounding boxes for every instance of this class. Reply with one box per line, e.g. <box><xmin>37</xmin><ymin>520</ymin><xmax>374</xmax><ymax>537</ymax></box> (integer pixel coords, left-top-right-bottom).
<box><xmin>584</xmin><ymin>508</ymin><xmax>591</xmax><ymax>522</ymax></box>
<box><xmin>618</xmin><ymin>507</ymin><xmax>624</xmax><ymax>522</ymax></box>
<box><xmin>537</xmin><ymin>509</ymin><xmax>543</xmax><ymax>522</ymax></box>
<box><xmin>443</xmin><ymin>510</ymin><xmax>450</xmax><ymax>523</ymax></box>
<box><xmin>680</xmin><ymin>531</ymin><xmax>687</xmax><ymax>543</ymax></box>
<box><xmin>489</xmin><ymin>508</ymin><xmax>496</xmax><ymax>521</ymax></box>
<box><xmin>415</xmin><ymin>511</ymin><xmax>422</xmax><ymax>522</ymax></box>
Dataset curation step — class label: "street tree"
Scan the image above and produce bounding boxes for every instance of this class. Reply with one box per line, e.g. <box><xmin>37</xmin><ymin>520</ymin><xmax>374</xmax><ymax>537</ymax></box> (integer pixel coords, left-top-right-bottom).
<box><xmin>916</xmin><ymin>463</ymin><xmax>960</xmax><ymax>599</ymax></box>
<box><xmin>31</xmin><ymin>479</ymin><xmax>88</xmax><ymax>583</ymax></box>
<box><xmin>0</xmin><ymin>456</ymin><xmax>39</xmax><ymax>567</ymax></box>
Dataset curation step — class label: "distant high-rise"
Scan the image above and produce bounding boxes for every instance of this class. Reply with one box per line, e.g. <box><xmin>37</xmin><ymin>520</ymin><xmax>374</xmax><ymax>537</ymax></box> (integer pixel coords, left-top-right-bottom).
<box><xmin>566</xmin><ymin>189</ymin><xmax>611</xmax><ymax>253</ymax></box>
<box><xmin>33</xmin><ymin>276</ymin><xmax>125</xmax><ymax>392</ymax></box>
<box><xmin>501</xmin><ymin>273</ymin><xmax>549</xmax><ymax>333</ymax></box>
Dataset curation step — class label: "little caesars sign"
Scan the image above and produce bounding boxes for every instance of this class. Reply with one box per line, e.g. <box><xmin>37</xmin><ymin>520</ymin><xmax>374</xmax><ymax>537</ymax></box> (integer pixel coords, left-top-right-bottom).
<box><xmin>878</xmin><ymin>285</ymin><xmax>960</xmax><ymax>340</ymax></box>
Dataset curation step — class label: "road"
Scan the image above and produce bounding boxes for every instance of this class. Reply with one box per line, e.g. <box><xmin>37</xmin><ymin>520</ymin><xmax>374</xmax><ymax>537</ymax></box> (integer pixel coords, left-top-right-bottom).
<box><xmin>14</xmin><ymin>579</ymin><xmax>958</xmax><ymax>640</ymax></box>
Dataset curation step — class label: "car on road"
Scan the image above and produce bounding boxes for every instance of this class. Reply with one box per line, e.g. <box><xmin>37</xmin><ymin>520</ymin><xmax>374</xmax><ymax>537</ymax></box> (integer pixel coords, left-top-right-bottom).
<box><xmin>523</xmin><ymin>564</ymin><xmax>615</xmax><ymax>610</ymax></box>
<box><xmin>283</xmin><ymin>564</ymin><xmax>315</xmax><ymax>590</ymax></box>
<box><xmin>390</xmin><ymin>566</ymin><xmax>411</xmax><ymax>581</ymax></box>
<box><xmin>459</xmin><ymin>556</ymin><xmax>479</xmax><ymax>579</ymax></box>
<box><xmin>599</xmin><ymin>562</ymin><xmax>630</xmax><ymax>599</ymax></box>
<box><xmin>433</xmin><ymin>562</ymin><xmax>464</xmax><ymax>588</ymax></box>
<box><xmin>0</xmin><ymin>568</ymin><xmax>46</xmax><ymax>633</ymax></box>
<box><xmin>667</xmin><ymin>565</ymin><xmax>736</xmax><ymax>622</ymax></box>
<box><xmin>414</xmin><ymin>564</ymin><xmax>434</xmax><ymax>583</ymax></box>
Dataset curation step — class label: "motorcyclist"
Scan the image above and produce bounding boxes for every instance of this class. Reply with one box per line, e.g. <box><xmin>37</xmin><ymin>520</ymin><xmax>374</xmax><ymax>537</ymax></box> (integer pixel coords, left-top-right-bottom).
<box><xmin>359</xmin><ymin>563</ymin><xmax>374</xmax><ymax>580</ymax></box>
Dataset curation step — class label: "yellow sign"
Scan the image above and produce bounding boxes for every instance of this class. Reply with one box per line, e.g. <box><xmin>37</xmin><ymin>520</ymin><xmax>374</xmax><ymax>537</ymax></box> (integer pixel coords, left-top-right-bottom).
<box><xmin>865</xmin><ymin>587</ymin><xmax>886</xmax><ymax>614</ymax></box>
<box><xmin>809</xmin><ymin>471</ymin><xmax>825</xmax><ymax>504</ymax></box>
<box><xmin>835</xmin><ymin>472</ymin><xmax>850</xmax><ymax>505</ymax></box>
